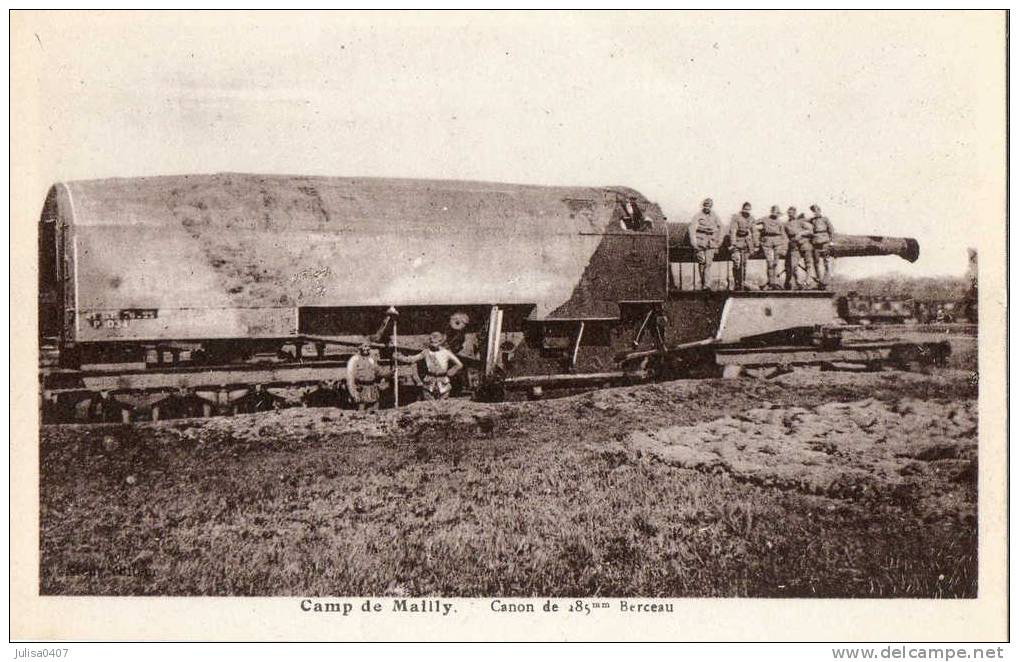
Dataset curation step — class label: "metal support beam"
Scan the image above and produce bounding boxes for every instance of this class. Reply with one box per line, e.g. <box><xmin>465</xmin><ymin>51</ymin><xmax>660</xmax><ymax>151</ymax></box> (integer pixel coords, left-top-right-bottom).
<box><xmin>503</xmin><ymin>369</ymin><xmax>647</xmax><ymax>389</ymax></box>
<box><xmin>569</xmin><ymin>321</ymin><xmax>585</xmax><ymax>372</ymax></box>
<box><xmin>484</xmin><ymin>306</ymin><xmax>504</xmax><ymax>377</ymax></box>
<box><xmin>632</xmin><ymin>309</ymin><xmax>654</xmax><ymax>348</ymax></box>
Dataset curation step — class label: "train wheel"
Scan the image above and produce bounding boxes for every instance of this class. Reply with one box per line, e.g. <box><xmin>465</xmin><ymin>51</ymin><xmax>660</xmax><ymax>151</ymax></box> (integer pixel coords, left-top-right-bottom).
<box><xmin>474</xmin><ymin>379</ymin><xmax>506</xmax><ymax>403</ymax></box>
<box><xmin>42</xmin><ymin>392</ymin><xmax>78</xmax><ymax>424</ymax></box>
<box><xmin>644</xmin><ymin>356</ymin><xmax>666</xmax><ymax>382</ymax></box>
<box><xmin>85</xmin><ymin>392</ymin><xmax>131</xmax><ymax>423</ymax></box>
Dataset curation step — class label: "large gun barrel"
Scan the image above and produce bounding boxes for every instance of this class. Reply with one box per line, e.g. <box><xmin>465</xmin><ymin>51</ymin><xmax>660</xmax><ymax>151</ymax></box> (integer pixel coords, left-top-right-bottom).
<box><xmin>828</xmin><ymin>234</ymin><xmax>919</xmax><ymax>262</ymax></box>
<box><xmin>666</xmin><ymin>223</ymin><xmax>919</xmax><ymax>263</ymax></box>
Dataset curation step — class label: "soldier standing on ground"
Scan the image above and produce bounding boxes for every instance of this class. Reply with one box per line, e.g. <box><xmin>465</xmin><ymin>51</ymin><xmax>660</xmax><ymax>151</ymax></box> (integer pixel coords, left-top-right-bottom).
<box><xmin>784</xmin><ymin>206</ymin><xmax>815</xmax><ymax>289</ymax></box>
<box><xmin>395</xmin><ymin>331</ymin><xmax>464</xmax><ymax>401</ymax></box>
<box><xmin>689</xmin><ymin>198</ymin><xmax>723</xmax><ymax>290</ymax></box>
<box><xmin>346</xmin><ymin>342</ymin><xmax>381</xmax><ymax>411</ymax></box>
<box><xmin>756</xmin><ymin>205</ymin><xmax>787</xmax><ymax>290</ymax></box>
<box><xmin>727</xmin><ymin>202</ymin><xmax>758</xmax><ymax>290</ymax></box>
<box><xmin>809</xmin><ymin>204</ymin><xmax>835</xmax><ymax>289</ymax></box>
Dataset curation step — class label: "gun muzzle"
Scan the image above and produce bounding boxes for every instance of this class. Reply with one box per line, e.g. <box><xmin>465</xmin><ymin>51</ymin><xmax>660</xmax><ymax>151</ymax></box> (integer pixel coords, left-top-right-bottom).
<box><xmin>829</xmin><ymin>235</ymin><xmax>919</xmax><ymax>263</ymax></box>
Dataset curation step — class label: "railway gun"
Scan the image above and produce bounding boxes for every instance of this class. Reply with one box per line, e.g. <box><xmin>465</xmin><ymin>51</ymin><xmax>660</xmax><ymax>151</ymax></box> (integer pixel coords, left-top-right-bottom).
<box><xmin>37</xmin><ymin>174</ymin><xmax>951</xmax><ymax>423</ymax></box>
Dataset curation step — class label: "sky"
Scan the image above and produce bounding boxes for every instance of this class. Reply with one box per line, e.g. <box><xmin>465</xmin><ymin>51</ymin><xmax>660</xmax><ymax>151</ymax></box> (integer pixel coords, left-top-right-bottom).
<box><xmin>12</xmin><ymin>10</ymin><xmax>1006</xmax><ymax>277</ymax></box>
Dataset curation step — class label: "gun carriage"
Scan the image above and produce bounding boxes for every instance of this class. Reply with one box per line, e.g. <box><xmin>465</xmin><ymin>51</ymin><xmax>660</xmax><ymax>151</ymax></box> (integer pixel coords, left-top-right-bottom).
<box><xmin>38</xmin><ymin>174</ymin><xmax>948</xmax><ymax>423</ymax></box>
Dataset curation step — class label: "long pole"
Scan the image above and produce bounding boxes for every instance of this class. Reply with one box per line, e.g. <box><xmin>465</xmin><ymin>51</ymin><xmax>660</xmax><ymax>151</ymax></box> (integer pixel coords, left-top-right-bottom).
<box><xmin>392</xmin><ymin>317</ymin><xmax>399</xmax><ymax>408</ymax></box>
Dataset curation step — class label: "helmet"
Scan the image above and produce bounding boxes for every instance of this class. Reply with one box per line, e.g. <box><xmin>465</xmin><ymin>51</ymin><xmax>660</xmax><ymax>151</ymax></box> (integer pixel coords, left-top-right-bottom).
<box><xmin>741</xmin><ymin>202</ymin><xmax>752</xmax><ymax>211</ymax></box>
<box><xmin>770</xmin><ymin>205</ymin><xmax>781</xmax><ymax>215</ymax></box>
<box><xmin>702</xmin><ymin>198</ymin><xmax>714</xmax><ymax>209</ymax></box>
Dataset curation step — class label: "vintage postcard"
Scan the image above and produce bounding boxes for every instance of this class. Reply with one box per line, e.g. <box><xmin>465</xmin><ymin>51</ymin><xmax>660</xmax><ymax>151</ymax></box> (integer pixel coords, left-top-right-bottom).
<box><xmin>9</xmin><ymin>10</ymin><xmax>1008</xmax><ymax>643</ymax></box>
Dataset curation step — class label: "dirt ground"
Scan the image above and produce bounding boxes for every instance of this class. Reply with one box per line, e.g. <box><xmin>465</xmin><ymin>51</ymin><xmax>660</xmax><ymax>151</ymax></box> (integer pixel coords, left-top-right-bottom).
<box><xmin>40</xmin><ymin>367</ymin><xmax>978</xmax><ymax>598</ymax></box>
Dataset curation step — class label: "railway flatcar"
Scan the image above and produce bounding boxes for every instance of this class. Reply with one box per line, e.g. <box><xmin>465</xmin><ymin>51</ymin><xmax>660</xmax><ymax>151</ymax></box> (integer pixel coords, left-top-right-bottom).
<box><xmin>38</xmin><ymin>174</ymin><xmax>943</xmax><ymax>422</ymax></box>
<box><xmin>913</xmin><ymin>300</ymin><xmax>964</xmax><ymax>324</ymax></box>
<box><xmin>836</xmin><ymin>293</ymin><xmax>916</xmax><ymax>325</ymax></box>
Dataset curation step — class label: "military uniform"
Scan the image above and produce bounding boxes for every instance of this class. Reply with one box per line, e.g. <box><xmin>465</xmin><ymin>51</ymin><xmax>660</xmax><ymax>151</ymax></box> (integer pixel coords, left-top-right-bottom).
<box><xmin>809</xmin><ymin>210</ymin><xmax>835</xmax><ymax>289</ymax></box>
<box><xmin>419</xmin><ymin>348</ymin><xmax>461</xmax><ymax>400</ymax></box>
<box><xmin>756</xmin><ymin>210</ymin><xmax>787</xmax><ymax>289</ymax></box>
<box><xmin>784</xmin><ymin>215</ymin><xmax>815</xmax><ymax>289</ymax></box>
<box><xmin>689</xmin><ymin>206</ymin><xmax>723</xmax><ymax>289</ymax></box>
<box><xmin>346</xmin><ymin>352</ymin><xmax>381</xmax><ymax>411</ymax></box>
<box><xmin>727</xmin><ymin>210</ymin><xmax>757</xmax><ymax>290</ymax></box>
<box><xmin>399</xmin><ymin>336</ymin><xmax>465</xmax><ymax>401</ymax></box>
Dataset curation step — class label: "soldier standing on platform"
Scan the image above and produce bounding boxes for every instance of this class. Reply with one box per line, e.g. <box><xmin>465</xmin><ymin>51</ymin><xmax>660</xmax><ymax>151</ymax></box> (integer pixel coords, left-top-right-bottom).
<box><xmin>809</xmin><ymin>204</ymin><xmax>835</xmax><ymax>289</ymax></box>
<box><xmin>689</xmin><ymin>198</ymin><xmax>723</xmax><ymax>290</ymax></box>
<box><xmin>727</xmin><ymin>202</ymin><xmax>758</xmax><ymax>290</ymax></box>
<box><xmin>756</xmin><ymin>205</ymin><xmax>787</xmax><ymax>290</ymax></box>
<box><xmin>784</xmin><ymin>206</ymin><xmax>815</xmax><ymax>290</ymax></box>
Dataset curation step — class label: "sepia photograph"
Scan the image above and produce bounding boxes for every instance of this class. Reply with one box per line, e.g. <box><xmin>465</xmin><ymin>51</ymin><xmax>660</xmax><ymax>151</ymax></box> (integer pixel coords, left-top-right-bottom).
<box><xmin>10</xmin><ymin>9</ymin><xmax>1008</xmax><ymax>643</ymax></box>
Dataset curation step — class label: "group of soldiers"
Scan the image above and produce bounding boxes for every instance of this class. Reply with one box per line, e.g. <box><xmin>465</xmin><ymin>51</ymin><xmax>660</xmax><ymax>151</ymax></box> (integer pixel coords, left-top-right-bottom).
<box><xmin>344</xmin><ymin>331</ymin><xmax>464</xmax><ymax>411</ymax></box>
<box><xmin>688</xmin><ymin>199</ymin><xmax>835</xmax><ymax>291</ymax></box>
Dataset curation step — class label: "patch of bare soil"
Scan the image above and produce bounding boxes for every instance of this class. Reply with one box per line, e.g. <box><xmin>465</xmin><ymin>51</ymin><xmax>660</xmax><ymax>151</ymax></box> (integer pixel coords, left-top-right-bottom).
<box><xmin>40</xmin><ymin>368</ymin><xmax>978</xmax><ymax>597</ymax></box>
<box><xmin>628</xmin><ymin>397</ymin><xmax>976</xmax><ymax>513</ymax></box>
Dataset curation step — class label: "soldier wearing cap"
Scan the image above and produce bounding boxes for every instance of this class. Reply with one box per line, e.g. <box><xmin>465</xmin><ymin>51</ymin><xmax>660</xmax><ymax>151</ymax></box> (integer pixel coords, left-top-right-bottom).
<box><xmin>784</xmin><ymin>206</ymin><xmax>814</xmax><ymax>289</ymax></box>
<box><xmin>346</xmin><ymin>342</ymin><xmax>381</xmax><ymax>411</ymax></box>
<box><xmin>727</xmin><ymin>202</ymin><xmax>758</xmax><ymax>290</ymax></box>
<box><xmin>809</xmin><ymin>204</ymin><xmax>835</xmax><ymax>289</ymax></box>
<box><xmin>395</xmin><ymin>331</ymin><xmax>464</xmax><ymax>401</ymax></box>
<box><xmin>756</xmin><ymin>205</ymin><xmax>787</xmax><ymax>290</ymax></box>
<box><xmin>688</xmin><ymin>198</ymin><xmax>723</xmax><ymax>290</ymax></box>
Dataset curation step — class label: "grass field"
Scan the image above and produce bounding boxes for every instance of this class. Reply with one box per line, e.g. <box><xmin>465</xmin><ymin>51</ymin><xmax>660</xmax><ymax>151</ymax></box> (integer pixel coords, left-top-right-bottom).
<box><xmin>40</xmin><ymin>369</ymin><xmax>977</xmax><ymax>598</ymax></box>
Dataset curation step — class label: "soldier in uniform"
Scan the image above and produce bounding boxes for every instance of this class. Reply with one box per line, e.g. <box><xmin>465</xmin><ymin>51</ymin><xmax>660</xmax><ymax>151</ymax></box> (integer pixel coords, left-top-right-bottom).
<box><xmin>396</xmin><ymin>331</ymin><xmax>464</xmax><ymax>401</ymax></box>
<box><xmin>689</xmin><ymin>198</ymin><xmax>723</xmax><ymax>290</ymax></box>
<box><xmin>346</xmin><ymin>342</ymin><xmax>381</xmax><ymax>411</ymax></box>
<box><xmin>784</xmin><ymin>206</ymin><xmax>814</xmax><ymax>289</ymax></box>
<box><xmin>619</xmin><ymin>195</ymin><xmax>651</xmax><ymax>231</ymax></box>
<box><xmin>808</xmin><ymin>204</ymin><xmax>835</xmax><ymax>289</ymax></box>
<box><xmin>727</xmin><ymin>202</ymin><xmax>758</xmax><ymax>290</ymax></box>
<box><xmin>756</xmin><ymin>205</ymin><xmax>787</xmax><ymax>290</ymax></box>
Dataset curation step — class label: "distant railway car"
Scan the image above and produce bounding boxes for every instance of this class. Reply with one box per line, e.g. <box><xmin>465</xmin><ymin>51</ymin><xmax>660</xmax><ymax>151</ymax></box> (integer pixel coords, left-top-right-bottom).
<box><xmin>836</xmin><ymin>292</ymin><xmax>916</xmax><ymax>325</ymax></box>
<box><xmin>38</xmin><ymin>174</ymin><xmax>937</xmax><ymax>422</ymax></box>
<box><xmin>913</xmin><ymin>300</ymin><xmax>961</xmax><ymax>324</ymax></box>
